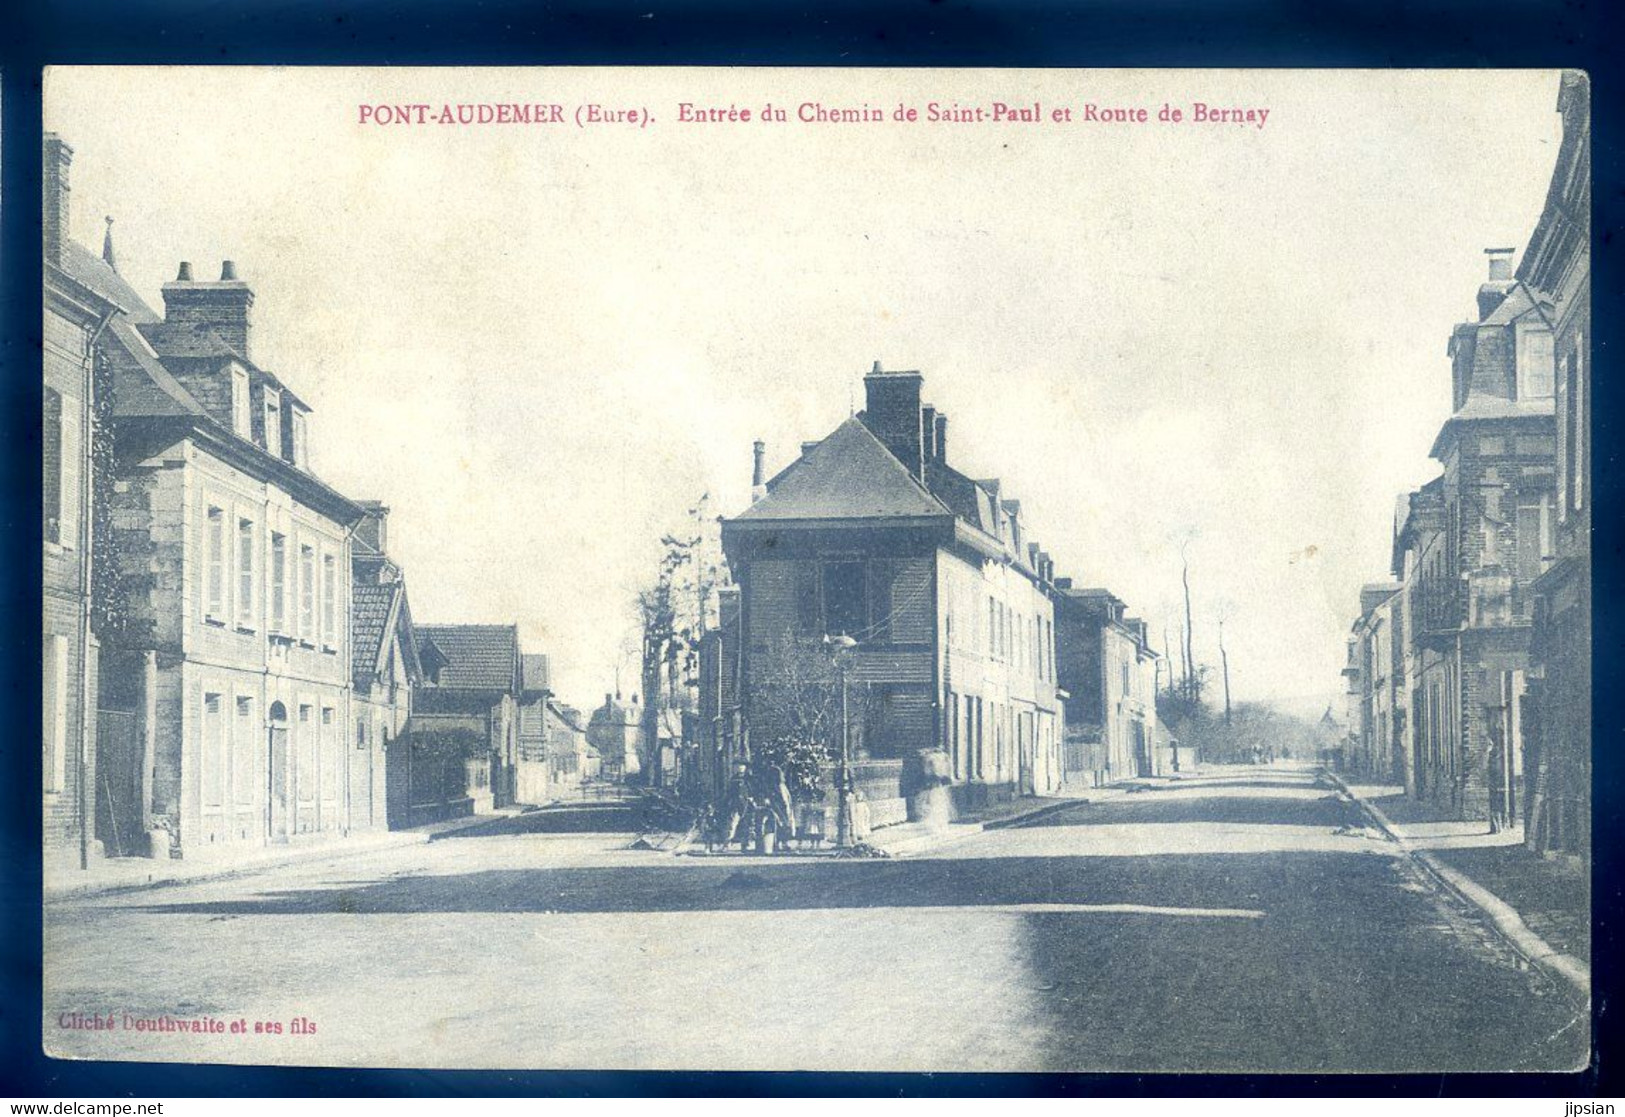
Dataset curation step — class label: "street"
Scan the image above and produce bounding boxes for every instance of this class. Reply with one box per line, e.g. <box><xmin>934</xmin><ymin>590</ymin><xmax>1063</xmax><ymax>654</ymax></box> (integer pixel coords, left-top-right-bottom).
<box><xmin>43</xmin><ymin>765</ymin><xmax>1587</xmax><ymax>1073</ymax></box>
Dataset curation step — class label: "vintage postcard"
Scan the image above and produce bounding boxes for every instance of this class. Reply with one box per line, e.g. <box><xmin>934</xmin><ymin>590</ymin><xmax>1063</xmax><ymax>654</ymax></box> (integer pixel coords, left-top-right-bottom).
<box><xmin>40</xmin><ymin>66</ymin><xmax>1590</xmax><ymax>1073</ymax></box>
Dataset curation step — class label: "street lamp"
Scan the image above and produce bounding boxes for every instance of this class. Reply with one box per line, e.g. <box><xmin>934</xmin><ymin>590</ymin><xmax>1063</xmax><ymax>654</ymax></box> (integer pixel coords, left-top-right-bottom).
<box><xmin>824</xmin><ymin>632</ymin><xmax>858</xmax><ymax>847</ymax></box>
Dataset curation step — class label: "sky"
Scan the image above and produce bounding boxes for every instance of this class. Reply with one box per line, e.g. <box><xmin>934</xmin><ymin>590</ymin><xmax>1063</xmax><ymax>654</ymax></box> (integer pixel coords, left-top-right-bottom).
<box><xmin>45</xmin><ymin>67</ymin><xmax>1565</xmax><ymax>716</ymax></box>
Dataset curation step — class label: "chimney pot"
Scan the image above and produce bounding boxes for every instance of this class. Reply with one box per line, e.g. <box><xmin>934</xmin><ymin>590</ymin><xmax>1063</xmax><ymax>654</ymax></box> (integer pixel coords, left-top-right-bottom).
<box><xmin>872</xmin><ymin>360</ymin><xmax>883</xmax><ymax>374</ymax></box>
<box><xmin>163</xmin><ymin>259</ymin><xmax>254</xmax><ymax>359</ymax></box>
<box><xmin>751</xmin><ymin>440</ymin><xmax>767</xmax><ymax>501</ymax></box>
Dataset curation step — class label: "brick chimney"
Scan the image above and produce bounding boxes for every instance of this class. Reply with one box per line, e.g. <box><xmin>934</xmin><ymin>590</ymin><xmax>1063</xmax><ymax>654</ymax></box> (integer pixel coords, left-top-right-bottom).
<box><xmin>751</xmin><ymin>440</ymin><xmax>767</xmax><ymax>502</ymax></box>
<box><xmin>42</xmin><ymin>134</ymin><xmax>73</xmax><ymax>267</ymax></box>
<box><xmin>933</xmin><ymin>412</ymin><xmax>948</xmax><ymax>464</ymax></box>
<box><xmin>163</xmin><ymin>259</ymin><xmax>255</xmax><ymax>360</ymax></box>
<box><xmin>922</xmin><ymin>406</ymin><xmax>938</xmax><ymax>464</ymax></box>
<box><xmin>861</xmin><ymin>361</ymin><xmax>925</xmax><ymax>479</ymax></box>
<box><xmin>355</xmin><ymin>501</ymin><xmax>390</xmax><ymax>555</ymax></box>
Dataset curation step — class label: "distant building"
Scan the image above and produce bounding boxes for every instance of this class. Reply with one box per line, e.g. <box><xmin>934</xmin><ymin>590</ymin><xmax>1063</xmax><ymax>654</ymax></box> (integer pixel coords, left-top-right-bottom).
<box><xmin>412</xmin><ymin>624</ymin><xmax>523</xmax><ymax>815</ymax></box>
<box><xmin>1392</xmin><ymin>479</ymin><xmax>1446</xmax><ymax>797</ymax></box>
<box><xmin>350</xmin><ymin>502</ymin><xmax>424</xmax><ymax>831</ymax></box>
<box><xmin>545</xmin><ymin>701</ymin><xmax>594</xmax><ymax>790</ymax></box>
<box><xmin>516</xmin><ymin>653</ymin><xmax>553</xmax><ymax>803</ymax></box>
<box><xmin>720</xmin><ymin>364</ymin><xmax>1065</xmax><ymax>827</ymax></box>
<box><xmin>1053</xmin><ymin>585</ymin><xmax>1160</xmax><ymax>784</ymax></box>
<box><xmin>1346</xmin><ymin>583</ymin><xmax>1404</xmax><ymax>783</ymax></box>
<box><xmin>587</xmin><ymin>693</ymin><xmax>643</xmax><ymax>782</ymax></box>
<box><xmin>1523</xmin><ymin>71</ymin><xmax>1591</xmax><ymax>862</ymax></box>
<box><xmin>42</xmin><ymin>134</ymin><xmax>123</xmax><ymax>867</ymax></box>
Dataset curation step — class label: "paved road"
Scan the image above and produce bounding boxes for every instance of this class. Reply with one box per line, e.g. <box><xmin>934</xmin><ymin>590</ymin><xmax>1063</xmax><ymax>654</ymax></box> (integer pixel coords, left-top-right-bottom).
<box><xmin>43</xmin><ymin>765</ymin><xmax>1587</xmax><ymax>1072</ymax></box>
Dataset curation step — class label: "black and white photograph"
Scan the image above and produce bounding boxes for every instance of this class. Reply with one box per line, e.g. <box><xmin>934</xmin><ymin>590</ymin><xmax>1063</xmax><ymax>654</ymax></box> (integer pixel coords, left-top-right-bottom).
<box><xmin>39</xmin><ymin>66</ymin><xmax>1591</xmax><ymax>1074</ymax></box>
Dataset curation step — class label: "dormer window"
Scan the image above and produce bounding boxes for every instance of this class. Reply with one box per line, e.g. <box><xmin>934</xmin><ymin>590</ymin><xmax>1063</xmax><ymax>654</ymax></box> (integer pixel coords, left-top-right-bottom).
<box><xmin>231</xmin><ymin>368</ymin><xmax>251</xmax><ymax>438</ymax></box>
<box><xmin>1516</xmin><ymin>324</ymin><xmax>1555</xmax><ymax>400</ymax></box>
<box><xmin>291</xmin><ymin>409</ymin><xmax>309</xmax><ymax>469</ymax></box>
<box><xmin>263</xmin><ymin>386</ymin><xmax>283</xmax><ymax>457</ymax></box>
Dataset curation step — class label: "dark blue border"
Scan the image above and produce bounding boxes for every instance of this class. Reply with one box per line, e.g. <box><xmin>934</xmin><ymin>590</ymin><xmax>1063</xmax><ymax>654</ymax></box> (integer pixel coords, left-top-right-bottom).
<box><xmin>2</xmin><ymin>0</ymin><xmax>1621</xmax><ymax>1099</ymax></box>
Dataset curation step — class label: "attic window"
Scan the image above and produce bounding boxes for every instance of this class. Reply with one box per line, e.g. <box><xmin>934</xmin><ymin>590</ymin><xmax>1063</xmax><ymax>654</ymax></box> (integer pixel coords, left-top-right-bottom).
<box><xmin>230</xmin><ymin>368</ymin><xmax>253</xmax><ymax>438</ymax></box>
<box><xmin>291</xmin><ymin>410</ymin><xmax>309</xmax><ymax>468</ymax></box>
<box><xmin>263</xmin><ymin>387</ymin><xmax>283</xmax><ymax>457</ymax></box>
<box><xmin>1516</xmin><ymin>326</ymin><xmax>1555</xmax><ymax>400</ymax></box>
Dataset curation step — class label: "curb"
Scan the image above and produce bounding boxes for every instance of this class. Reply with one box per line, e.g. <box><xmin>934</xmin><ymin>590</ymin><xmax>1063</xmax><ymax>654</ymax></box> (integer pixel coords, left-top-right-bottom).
<box><xmin>873</xmin><ymin>794</ymin><xmax>1099</xmax><ymax>857</ymax></box>
<box><xmin>45</xmin><ymin>809</ymin><xmax>519</xmax><ymax>903</ymax></box>
<box><xmin>983</xmin><ymin>798</ymin><xmax>1088</xmax><ymax>830</ymax></box>
<box><xmin>1325</xmin><ymin>770</ymin><xmax>1590</xmax><ymax>1005</ymax></box>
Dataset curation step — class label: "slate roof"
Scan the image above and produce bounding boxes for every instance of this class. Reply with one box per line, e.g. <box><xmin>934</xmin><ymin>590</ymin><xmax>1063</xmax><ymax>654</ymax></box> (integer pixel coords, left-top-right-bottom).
<box><xmin>137</xmin><ymin>320</ymin><xmax>249</xmax><ymax>362</ymax></box>
<box><xmin>59</xmin><ymin>240</ymin><xmax>160</xmax><ymax>325</ymax></box>
<box><xmin>734</xmin><ymin>417</ymin><xmax>952</xmax><ymax>523</ymax></box>
<box><xmin>60</xmin><ymin>242</ymin><xmax>204</xmax><ymax>419</ymax></box>
<box><xmin>416</xmin><ymin>624</ymin><xmax>520</xmax><ymax>693</ymax></box>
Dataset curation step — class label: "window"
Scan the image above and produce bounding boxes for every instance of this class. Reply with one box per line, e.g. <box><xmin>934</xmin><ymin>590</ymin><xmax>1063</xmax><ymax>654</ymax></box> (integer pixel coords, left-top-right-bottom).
<box><xmin>236</xmin><ymin>517</ymin><xmax>256</xmax><ymax>627</ymax></box>
<box><xmin>988</xmin><ymin>598</ymin><xmax>997</xmax><ymax>657</ymax></box>
<box><xmin>291</xmin><ymin>410</ymin><xmax>309</xmax><ymax>468</ymax></box>
<box><xmin>1121</xmin><ymin>661</ymin><xmax>1131</xmax><ymax>697</ymax></box>
<box><xmin>1515</xmin><ymin>498</ymin><xmax>1551</xmax><ymax>587</ymax></box>
<box><xmin>322</xmin><ymin>553</ymin><xmax>338</xmax><ymax>648</ymax></box>
<box><xmin>263</xmin><ymin>387</ymin><xmax>283</xmax><ymax>458</ymax></box>
<box><xmin>203</xmin><ymin>692</ymin><xmax>225</xmax><ymax>808</ymax></box>
<box><xmin>1516</xmin><ymin>327</ymin><xmax>1555</xmax><ymax>400</ymax></box>
<box><xmin>821</xmin><ymin>562</ymin><xmax>866</xmax><ymax>638</ymax></box>
<box><xmin>270</xmin><ymin>533</ymin><xmax>288</xmax><ymax>633</ymax></box>
<box><xmin>231</xmin><ymin>368</ymin><xmax>252</xmax><ymax>437</ymax></box>
<box><xmin>205</xmin><ymin>507</ymin><xmax>226</xmax><ymax>620</ymax></box>
<box><xmin>43</xmin><ymin>634</ymin><xmax>67</xmax><ymax>793</ymax></box>
<box><xmin>298</xmin><ymin>544</ymin><xmax>316</xmax><ymax>641</ymax></box>
<box><xmin>234</xmin><ymin>697</ymin><xmax>256</xmax><ymax>806</ymax></box>
<box><xmin>43</xmin><ymin>388</ymin><xmax>64</xmax><ymax>545</ymax></box>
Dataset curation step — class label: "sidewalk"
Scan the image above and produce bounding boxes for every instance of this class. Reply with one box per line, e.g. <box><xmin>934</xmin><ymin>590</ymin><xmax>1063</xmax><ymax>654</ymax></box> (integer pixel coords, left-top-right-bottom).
<box><xmin>1334</xmin><ymin>774</ymin><xmax>1590</xmax><ymax>1002</ymax></box>
<box><xmin>869</xmin><ymin>783</ymin><xmax>1133</xmax><ymax>857</ymax></box>
<box><xmin>44</xmin><ymin>807</ymin><xmax>529</xmax><ymax>902</ymax></box>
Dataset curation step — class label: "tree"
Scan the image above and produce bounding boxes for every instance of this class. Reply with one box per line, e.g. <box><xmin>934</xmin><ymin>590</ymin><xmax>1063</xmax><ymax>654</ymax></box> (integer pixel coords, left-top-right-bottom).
<box><xmin>636</xmin><ymin>494</ymin><xmax>728</xmax><ymax>783</ymax></box>
<box><xmin>748</xmin><ymin>632</ymin><xmax>881</xmax><ymax>799</ymax></box>
<box><xmin>1180</xmin><ymin>541</ymin><xmax>1200</xmax><ymax>704</ymax></box>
